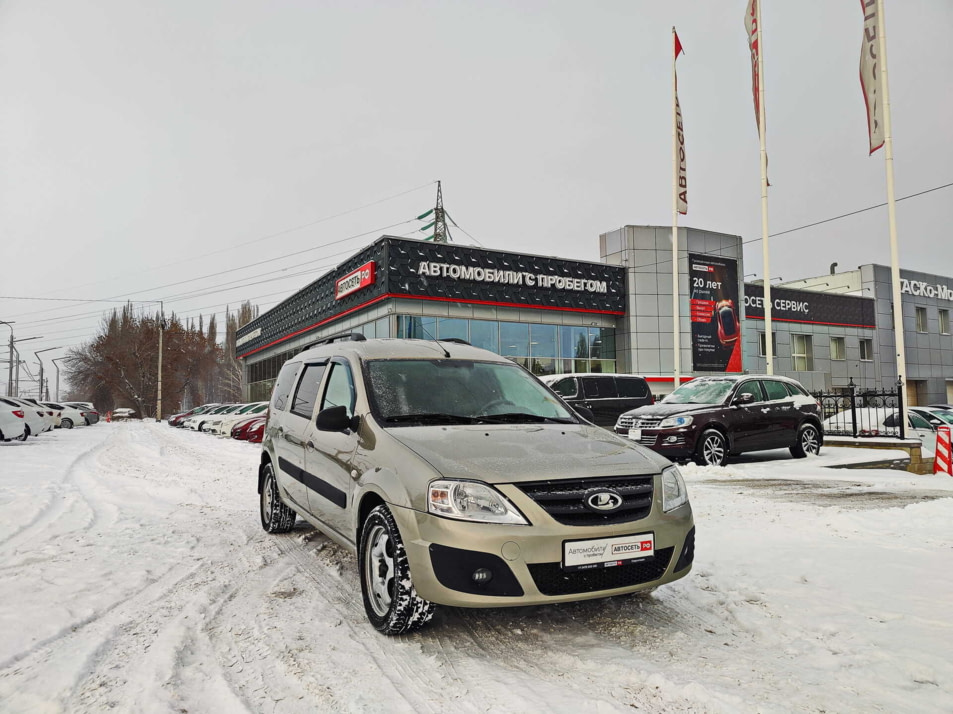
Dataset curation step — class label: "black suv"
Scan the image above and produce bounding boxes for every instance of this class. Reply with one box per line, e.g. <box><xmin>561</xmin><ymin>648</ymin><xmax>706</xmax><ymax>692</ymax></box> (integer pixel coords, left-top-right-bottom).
<box><xmin>541</xmin><ymin>373</ymin><xmax>654</xmax><ymax>427</ymax></box>
<box><xmin>615</xmin><ymin>375</ymin><xmax>823</xmax><ymax>466</ymax></box>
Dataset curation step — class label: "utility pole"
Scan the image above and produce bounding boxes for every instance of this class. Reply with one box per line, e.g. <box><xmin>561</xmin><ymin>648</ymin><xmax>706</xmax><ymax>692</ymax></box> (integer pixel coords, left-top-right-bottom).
<box><xmin>1</xmin><ymin>320</ymin><xmax>14</xmax><ymax>397</ymax></box>
<box><xmin>157</xmin><ymin>302</ymin><xmax>165</xmax><ymax>422</ymax></box>
<box><xmin>52</xmin><ymin>357</ymin><xmax>66</xmax><ymax>402</ymax></box>
<box><xmin>432</xmin><ymin>181</ymin><xmax>451</xmax><ymax>244</ymax></box>
<box><xmin>35</xmin><ymin>347</ymin><xmax>61</xmax><ymax>402</ymax></box>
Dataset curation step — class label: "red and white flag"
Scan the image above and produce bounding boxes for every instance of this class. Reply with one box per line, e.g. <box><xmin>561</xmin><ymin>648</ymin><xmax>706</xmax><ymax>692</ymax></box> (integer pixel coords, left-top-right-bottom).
<box><xmin>744</xmin><ymin>0</ymin><xmax>763</xmax><ymax>137</ymax></box>
<box><xmin>859</xmin><ymin>0</ymin><xmax>884</xmax><ymax>154</ymax></box>
<box><xmin>674</xmin><ymin>30</ymin><xmax>687</xmax><ymax>215</ymax></box>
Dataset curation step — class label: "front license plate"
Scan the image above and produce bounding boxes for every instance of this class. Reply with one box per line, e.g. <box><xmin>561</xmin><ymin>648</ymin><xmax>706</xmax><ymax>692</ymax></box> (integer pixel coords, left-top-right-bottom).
<box><xmin>563</xmin><ymin>533</ymin><xmax>655</xmax><ymax>572</ymax></box>
<box><xmin>627</xmin><ymin>428</ymin><xmax>641</xmax><ymax>442</ymax></box>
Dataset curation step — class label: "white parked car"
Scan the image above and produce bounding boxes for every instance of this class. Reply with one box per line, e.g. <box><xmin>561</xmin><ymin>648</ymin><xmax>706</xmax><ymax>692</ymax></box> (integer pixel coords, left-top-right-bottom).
<box><xmin>42</xmin><ymin>402</ymin><xmax>88</xmax><ymax>429</ymax></box>
<box><xmin>211</xmin><ymin>402</ymin><xmax>268</xmax><ymax>435</ymax></box>
<box><xmin>0</xmin><ymin>399</ymin><xmax>28</xmax><ymax>441</ymax></box>
<box><xmin>184</xmin><ymin>404</ymin><xmax>235</xmax><ymax>432</ymax></box>
<box><xmin>20</xmin><ymin>398</ymin><xmax>59</xmax><ymax>431</ymax></box>
<box><xmin>1</xmin><ymin>397</ymin><xmax>49</xmax><ymax>437</ymax></box>
<box><xmin>200</xmin><ymin>404</ymin><xmax>247</xmax><ymax>434</ymax></box>
<box><xmin>823</xmin><ymin>407</ymin><xmax>937</xmax><ymax>453</ymax></box>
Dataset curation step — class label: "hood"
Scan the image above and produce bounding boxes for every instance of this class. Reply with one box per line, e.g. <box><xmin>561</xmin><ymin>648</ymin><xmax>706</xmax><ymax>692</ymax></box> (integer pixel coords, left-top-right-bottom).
<box><xmin>385</xmin><ymin>423</ymin><xmax>669</xmax><ymax>484</ymax></box>
<box><xmin>622</xmin><ymin>402</ymin><xmax>723</xmax><ymax>419</ymax></box>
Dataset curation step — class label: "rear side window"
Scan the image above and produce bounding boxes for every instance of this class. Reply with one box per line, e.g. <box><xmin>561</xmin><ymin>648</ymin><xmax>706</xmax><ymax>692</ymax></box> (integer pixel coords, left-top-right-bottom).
<box><xmin>271</xmin><ymin>362</ymin><xmax>302</xmax><ymax>411</ymax></box>
<box><xmin>616</xmin><ymin>377</ymin><xmax>649</xmax><ymax>398</ymax></box>
<box><xmin>762</xmin><ymin>380</ymin><xmax>790</xmax><ymax>401</ymax></box>
<box><xmin>549</xmin><ymin>378</ymin><xmax>578</xmax><ymax>398</ymax></box>
<box><xmin>582</xmin><ymin>377</ymin><xmax>618</xmax><ymax>399</ymax></box>
<box><xmin>784</xmin><ymin>381</ymin><xmax>810</xmax><ymax>397</ymax></box>
<box><xmin>291</xmin><ymin>363</ymin><xmax>328</xmax><ymax>419</ymax></box>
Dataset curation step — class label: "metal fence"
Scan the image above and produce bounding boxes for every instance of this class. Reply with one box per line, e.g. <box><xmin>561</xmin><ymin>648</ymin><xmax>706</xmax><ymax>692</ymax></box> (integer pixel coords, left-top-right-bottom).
<box><xmin>811</xmin><ymin>378</ymin><xmax>905</xmax><ymax>439</ymax></box>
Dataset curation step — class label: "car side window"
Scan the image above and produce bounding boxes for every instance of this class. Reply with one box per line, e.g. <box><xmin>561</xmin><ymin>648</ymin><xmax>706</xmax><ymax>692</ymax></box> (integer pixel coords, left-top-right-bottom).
<box><xmin>550</xmin><ymin>378</ymin><xmax>578</xmax><ymax>398</ymax></box>
<box><xmin>736</xmin><ymin>381</ymin><xmax>765</xmax><ymax>402</ymax></box>
<box><xmin>290</xmin><ymin>363</ymin><xmax>328</xmax><ymax>419</ymax></box>
<box><xmin>762</xmin><ymin>380</ymin><xmax>790</xmax><ymax>401</ymax></box>
<box><xmin>271</xmin><ymin>362</ymin><xmax>302</xmax><ymax>411</ymax></box>
<box><xmin>582</xmin><ymin>376</ymin><xmax>618</xmax><ymax>399</ymax></box>
<box><xmin>909</xmin><ymin>412</ymin><xmax>933</xmax><ymax>430</ymax></box>
<box><xmin>320</xmin><ymin>361</ymin><xmax>356</xmax><ymax>419</ymax></box>
<box><xmin>616</xmin><ymin>377</ymin><xmax>649</xmax><ymax>398</ymax></box>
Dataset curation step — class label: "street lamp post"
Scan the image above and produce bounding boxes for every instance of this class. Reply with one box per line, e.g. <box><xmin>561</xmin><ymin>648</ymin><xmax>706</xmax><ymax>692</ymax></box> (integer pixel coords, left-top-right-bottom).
<box><xmin>10</xmin><ymin>336</ymin><xmax>43</xmax><ymax>397</ymax></box>
<box><xmin>157</xmin><ymin>301</ymin><xmax>165</xmax><ymax>422</ymax></box>
<box><xmin>35</xmin><ymin>347</ymin><xmax>61</xmax><ymax>401</ymax></box>
<box><xmin>52</xmin><ymin>357</ymin><xmax>67</xmax><ymax>402</ymax></box>
<box><xmin>0</xmin><ymin>320</ymin><xmax>14</xmax><ymax>397</ymax></box>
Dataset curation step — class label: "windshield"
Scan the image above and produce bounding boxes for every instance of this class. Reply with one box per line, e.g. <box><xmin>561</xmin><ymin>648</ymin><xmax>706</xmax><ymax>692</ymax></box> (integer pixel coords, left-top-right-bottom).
<box><xmin>663</xmin><ymin>379</ymin><xmax>735</xmax><ymax>405</ymax></box>
<box><xmin>366</xmin><ymin>359</ymin><xmax>578</xmax><ymax>426</ymax></box>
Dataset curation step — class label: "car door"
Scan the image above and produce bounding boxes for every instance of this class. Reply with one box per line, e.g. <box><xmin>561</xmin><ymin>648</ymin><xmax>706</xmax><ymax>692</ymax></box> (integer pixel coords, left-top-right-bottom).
<box><xmin>303</xmin><ymin>357</ymin><xmax>358</xmax><ymax>539</ymax></box>
<box><xmin>728</xmin><ymin>380</ymin><xmax>769</xmax><ymax>452</ymax></box>
<box><xmin>760</xmin><ymin>378</ymin><xmax>799</xmax><ymax>448</ymax></box>
<box><xmin>274</xmin><ymin>361</ymin><xmax>328</xmax><ymax>514</ymax></box>
<box><xmin>907</xmin><ymin>411</ymin><xmax>937</xmax><ymax>453</ymax></box>
<box><xmin>580</xmin><ymin>376</ymin><xmax>620</xmax><ymax>426</ymax></box>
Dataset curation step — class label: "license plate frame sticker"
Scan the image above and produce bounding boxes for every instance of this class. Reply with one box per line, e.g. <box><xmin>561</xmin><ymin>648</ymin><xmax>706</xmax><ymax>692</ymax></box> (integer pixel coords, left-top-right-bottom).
<box><xmin>562</xmin><ymin>532</ymin><xmax>655</xmax><ymax>571</ymax></box>
<box><xmin>628</xmin><ymin>428</ymin><xmax>641</xmax><ymax>441</ymax></box>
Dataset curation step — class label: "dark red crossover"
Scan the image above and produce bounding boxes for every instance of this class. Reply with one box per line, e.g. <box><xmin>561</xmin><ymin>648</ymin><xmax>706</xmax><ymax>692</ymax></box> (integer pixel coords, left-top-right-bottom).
<box><xmin>615</xmin><ymin>375</ymin><xmax>823</xmax><ymax>467</ymax></box>
<box><xmin>231</xmin><ymin>416</ymin><xmax>265</xmax><ymax>440</ymax></box>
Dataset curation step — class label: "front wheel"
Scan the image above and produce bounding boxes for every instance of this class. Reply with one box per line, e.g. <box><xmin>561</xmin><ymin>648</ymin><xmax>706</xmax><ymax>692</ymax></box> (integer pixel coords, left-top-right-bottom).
<box><xmin>359</xmin><ymin>505</ymin><xmax>435</xmax><ymax>635</ymax></box>
<box><xmin>259</xmin><ymin>462</ymin><xmax>296</xmax><ymax>533</ymax></box>
<box><xmin>791</xmin><ymin>423</ymin><xmax>821</xmax><ymax>458</ymax></box>
<box><xmin>694</xmin><ymin>429</ymin><xmax>728</xmax><ymax>467</ymax></box>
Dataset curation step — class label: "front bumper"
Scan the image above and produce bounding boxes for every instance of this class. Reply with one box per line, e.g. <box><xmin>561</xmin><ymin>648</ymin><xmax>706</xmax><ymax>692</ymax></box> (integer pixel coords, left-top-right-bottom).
<box><xmin>389</xmin><ymin>484</ymin><xmax>695</xmax><ymax>608</ymax></box>
<box><xmin>614</xmin><ymin>427</ymin><xmax>700</xmax><ymax>461</ymax></box>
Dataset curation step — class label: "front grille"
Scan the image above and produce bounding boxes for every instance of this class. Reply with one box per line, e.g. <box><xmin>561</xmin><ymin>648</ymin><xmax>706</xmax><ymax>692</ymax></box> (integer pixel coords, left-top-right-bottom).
<box><xmin>516</xmin><ymin>474</ymin><xmax>654</xmax><ymax>526</ymax></box>
<box><xmin>617</xmin><ymin>415</ymin><xmax>664</xmax><ymax>430</ymax></box>
<box><xmin>528</xmin><ymin>547</ymin><xmax>674</xmax><ymax>596</ymax></box>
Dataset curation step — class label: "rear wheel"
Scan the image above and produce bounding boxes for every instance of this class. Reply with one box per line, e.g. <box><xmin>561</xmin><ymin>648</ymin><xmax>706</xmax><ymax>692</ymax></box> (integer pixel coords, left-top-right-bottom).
<box><xmin>359</xmin><ymin>505</ymin><xmax>435</xmax><ymax>635</ymax></box>
<box><xmin>61</xmin><ymin>418</ymin><xmax>74</xmax><ymax>429</ymax></box>
<box><xmin>694</xmin><ymin>429</ymin><xmax>728</xmax><ymax>466</ymax></box>
<box><xmin>259</xmin><ymin>462</ymin><xmax>296</xmax><ymax>533</ymax></box>
<box><xmin>791</xmin><ymin>423</ymin><xmax>821</xmax><ymax>458</ymax></box>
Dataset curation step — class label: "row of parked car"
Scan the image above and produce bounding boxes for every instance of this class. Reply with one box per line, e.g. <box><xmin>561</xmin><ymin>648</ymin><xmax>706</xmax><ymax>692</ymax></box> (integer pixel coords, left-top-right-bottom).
<box><xmin>0</xmin><ymin>398</ymin><xmax>100</xmax><ymax>441</ymax></box>
<box><xmin>167</xmin><ymin>402</ymin><xmax>268</xmax><ymax>442</ymax></box>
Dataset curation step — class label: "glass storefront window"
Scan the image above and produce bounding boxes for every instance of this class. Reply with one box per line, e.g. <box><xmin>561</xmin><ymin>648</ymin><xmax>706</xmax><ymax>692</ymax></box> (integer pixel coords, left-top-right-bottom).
<box><xmin>470</xmin><ymin>320</ymin><xmax>499</xmax><ymax>353</ymax></box>
<box><xmin>500</xmin><ymin>322</ymin><xmax>529</xmax><ymax>358</ymax></box>
<box><xmin>438</xmin><ymin>318</ymin><xmax>468</xmax><ymax>342</ymax></box>
<box><xmin>560</xmin><ymin>326</ymin><xmax>589</xmax><ymax>360</ymax></box>
<box><xmin>375</xmin><ymin>317</ymin><xmax>390</xmax><ymax>338</ymax></box>
<box><xmin>531</xmin><ymin>324</ymin><xmax>557</xmax><ymax>358</ymax></box>
<box><xmin>397</xmin><ymin>315</ymin><xmax>436</xmax><ymax>339</ymax></box>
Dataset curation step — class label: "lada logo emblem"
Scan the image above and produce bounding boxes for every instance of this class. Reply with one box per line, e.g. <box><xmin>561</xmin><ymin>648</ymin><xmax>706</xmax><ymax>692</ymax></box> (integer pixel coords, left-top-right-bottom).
<box><xmin>585</xmin><ymin>489</ymin><xmax>623</xmax><ymax>512</ymax></box>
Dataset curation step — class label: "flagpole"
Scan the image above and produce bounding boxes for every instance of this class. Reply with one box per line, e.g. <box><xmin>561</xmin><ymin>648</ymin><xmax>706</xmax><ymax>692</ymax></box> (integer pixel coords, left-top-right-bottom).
<box><xmin>671</xmin><ymin>27</ymin><xmax>681</xmax><ymax>390</ymax></box>
<box><xmin>876</xmin><ymin>0</ymin><xmax>907</xmax><ymax>425</ymax></box>
<box><xmin>756</xmin><ymin>0</ymin><xmax>773</xmax><ymax>375</ymax></box>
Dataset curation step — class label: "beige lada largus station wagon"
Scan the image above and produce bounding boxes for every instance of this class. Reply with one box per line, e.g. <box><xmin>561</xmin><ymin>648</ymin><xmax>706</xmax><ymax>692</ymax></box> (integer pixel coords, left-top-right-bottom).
<box><xmin>258</xmin><ymin>333</ymin><xmax>695</xmax><ymax>634</ymax></box>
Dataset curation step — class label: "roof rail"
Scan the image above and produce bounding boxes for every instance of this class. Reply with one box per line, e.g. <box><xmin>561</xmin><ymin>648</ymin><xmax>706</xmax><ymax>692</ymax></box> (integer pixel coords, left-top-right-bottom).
<box><xmin>304</xmin><ymin>332</ymin><xmax>368</xmax><ymax>350</ymax></box>
<box><xmin>438</xmin><ymin>337</ymin><xmax>471</xmax><ymax>346</ymax></box>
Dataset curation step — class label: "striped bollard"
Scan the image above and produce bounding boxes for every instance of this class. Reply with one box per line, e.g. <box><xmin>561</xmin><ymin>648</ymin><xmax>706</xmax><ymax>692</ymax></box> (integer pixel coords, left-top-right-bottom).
<box><xmin>935</xmin><ymin>426</ymin><xmax>952</xmax><ymax>476</ymax></box>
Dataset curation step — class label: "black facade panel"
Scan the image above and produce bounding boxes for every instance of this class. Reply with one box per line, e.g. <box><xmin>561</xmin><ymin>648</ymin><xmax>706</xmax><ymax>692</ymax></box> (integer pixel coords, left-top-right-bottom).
<box><xmin>743</xmin><ymin>284</ymin><xmax>876</xmax><ymax>328</ymax></box>
<box><xmin>237</xmin><ymin>236</ymin><xmax>625</xmax><ymax>358</ymax></box>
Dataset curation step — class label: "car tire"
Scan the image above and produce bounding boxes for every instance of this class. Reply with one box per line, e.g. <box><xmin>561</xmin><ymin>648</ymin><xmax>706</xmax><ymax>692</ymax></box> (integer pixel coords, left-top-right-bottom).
<box><xmin>694</xmin><ymin>429</ymin><xmax>728</xmax><ymax>467</ymax></box>
<box><xmin>197</xmin><ymin>422</ymin><xmax>206</xmax><ymax>432</ymax></box>
<box><xmin>22</xmin><ymin>425</ymin><xmax>32</xmax><ymax>439</ymax></box>
<box><xmin>259</xmin><ymin>462</ymin><xmax>296</xmax><ymax>533</ymax></box>
<box><xmin>790</xmin><ymin>423</ymin><xmax>821</xmax><ymax>458</ymax></box>
<box><xmin>359</xmin><ymin>504</ymin><xmax>435</xmax><ymax>635</ymax></box>
<box><xmin>61</xmin><ymin>418</ymin><xmax>73</xmax><ymax>430</ymax></box>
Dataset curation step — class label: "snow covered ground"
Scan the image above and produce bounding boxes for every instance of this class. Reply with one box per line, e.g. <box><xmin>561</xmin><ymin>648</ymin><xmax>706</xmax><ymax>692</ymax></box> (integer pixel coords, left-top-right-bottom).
<box><xmin>1</xmin><ymin>422</ymin><xmax>951</xmax><ymax>713</ymax></box>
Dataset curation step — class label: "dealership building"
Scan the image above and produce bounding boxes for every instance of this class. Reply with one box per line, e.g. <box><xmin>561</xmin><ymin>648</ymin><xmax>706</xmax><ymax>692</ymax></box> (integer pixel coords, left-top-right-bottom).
<box><xmin>236</xmin><ymin>226</ymin><xmax>952</xmax><ymax>406</ymax></box>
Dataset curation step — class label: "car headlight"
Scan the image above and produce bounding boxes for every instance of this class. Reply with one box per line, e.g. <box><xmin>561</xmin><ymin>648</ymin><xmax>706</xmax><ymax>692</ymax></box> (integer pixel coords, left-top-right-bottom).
<box><xmin>428</xmin><ymin>480</ymin><xmax>528</xmax><ymax>525</ymax></box>
<box><xmin>659</xmin><ymin>415</ymin><xmax>693</xmax><ymax>429</ymax></box>
<box><xmin>661</xmin><ymin>465</ymin><xmax>689</xmax><ymax>513</ymax></box>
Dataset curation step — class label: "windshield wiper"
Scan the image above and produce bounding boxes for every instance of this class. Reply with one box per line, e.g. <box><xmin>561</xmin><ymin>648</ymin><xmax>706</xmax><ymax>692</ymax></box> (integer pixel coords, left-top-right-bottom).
<box><xmin>383</xmin><ymin>413</ymin><xmax>478</xmax><ymax>426</ymax></box>
<box><xmin>475</xmin><ymin>412</ymin><xmax>575</xmax><ymax>424</ymax></box>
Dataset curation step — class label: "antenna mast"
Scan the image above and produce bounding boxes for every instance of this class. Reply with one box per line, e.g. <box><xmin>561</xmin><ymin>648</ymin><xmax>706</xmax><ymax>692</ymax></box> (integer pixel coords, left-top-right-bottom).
<box><xmin>433</xmin><ymin>180</ymin><xmax>451</xmax><ymax>243</ymax></box>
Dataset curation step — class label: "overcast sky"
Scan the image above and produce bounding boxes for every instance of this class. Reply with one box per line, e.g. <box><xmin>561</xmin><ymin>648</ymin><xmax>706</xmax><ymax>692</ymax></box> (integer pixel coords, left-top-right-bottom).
<box><xmin>1</xmin><ymin>0</ymin><xmax>951</xmax><ymax>372</ymax></box>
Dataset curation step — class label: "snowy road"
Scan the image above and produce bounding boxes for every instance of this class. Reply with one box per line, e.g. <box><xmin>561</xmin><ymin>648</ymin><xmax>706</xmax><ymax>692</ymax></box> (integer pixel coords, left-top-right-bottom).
<box><xmin>1</xmin><ymin>422</ymin><xmax>951</xmax><ymax>713</ymax></box>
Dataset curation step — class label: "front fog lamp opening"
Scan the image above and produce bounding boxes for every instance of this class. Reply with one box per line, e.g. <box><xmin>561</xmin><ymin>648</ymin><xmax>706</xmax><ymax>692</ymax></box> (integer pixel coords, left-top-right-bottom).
<box><xmin>661</xmin><ymin>466</ymin><xmax>689</xmax><ymax>513</ymax></box>
<box><xmin>471</xmin><ymin>568</ymin><xmax>493</xmax><ymax>585</ymax></box>
<box><xmin>428</xmin><ymin>480</ymin><xmax>529</xmax><ymax>525</ymax></box>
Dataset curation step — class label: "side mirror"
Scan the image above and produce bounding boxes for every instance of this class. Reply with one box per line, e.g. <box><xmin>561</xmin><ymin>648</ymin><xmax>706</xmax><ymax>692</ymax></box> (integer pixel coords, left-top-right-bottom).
<box><xmin>316</xmin><ymin>405</ymin><xmax>357</xmax><ymax>432</ymax></box>
<box><xmin>574</xmin><ymin>406</ymin><xmax>595</xmax><ymax>423</ymax></box>
<box><xmin>732</xmin><ymin>393</ymin><xmax>755</xmax><ymax>406</ymax></box>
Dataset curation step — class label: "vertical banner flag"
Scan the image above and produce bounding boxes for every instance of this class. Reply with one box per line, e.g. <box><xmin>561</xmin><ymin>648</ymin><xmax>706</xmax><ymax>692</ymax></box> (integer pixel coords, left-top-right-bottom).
<box><xmin>674</xmin><ymin>30</ymin><xmax>687</xmax><ymax>215</ymax></box>
<box><xmin>745</xmin><ymin>0</ymin><xmax>762</xmax><ymax>137</ymax></box>
<box><xmin>859</xmin><ymin>0</ymin><xmax>884</xmax><ymax>153</ymax></box>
